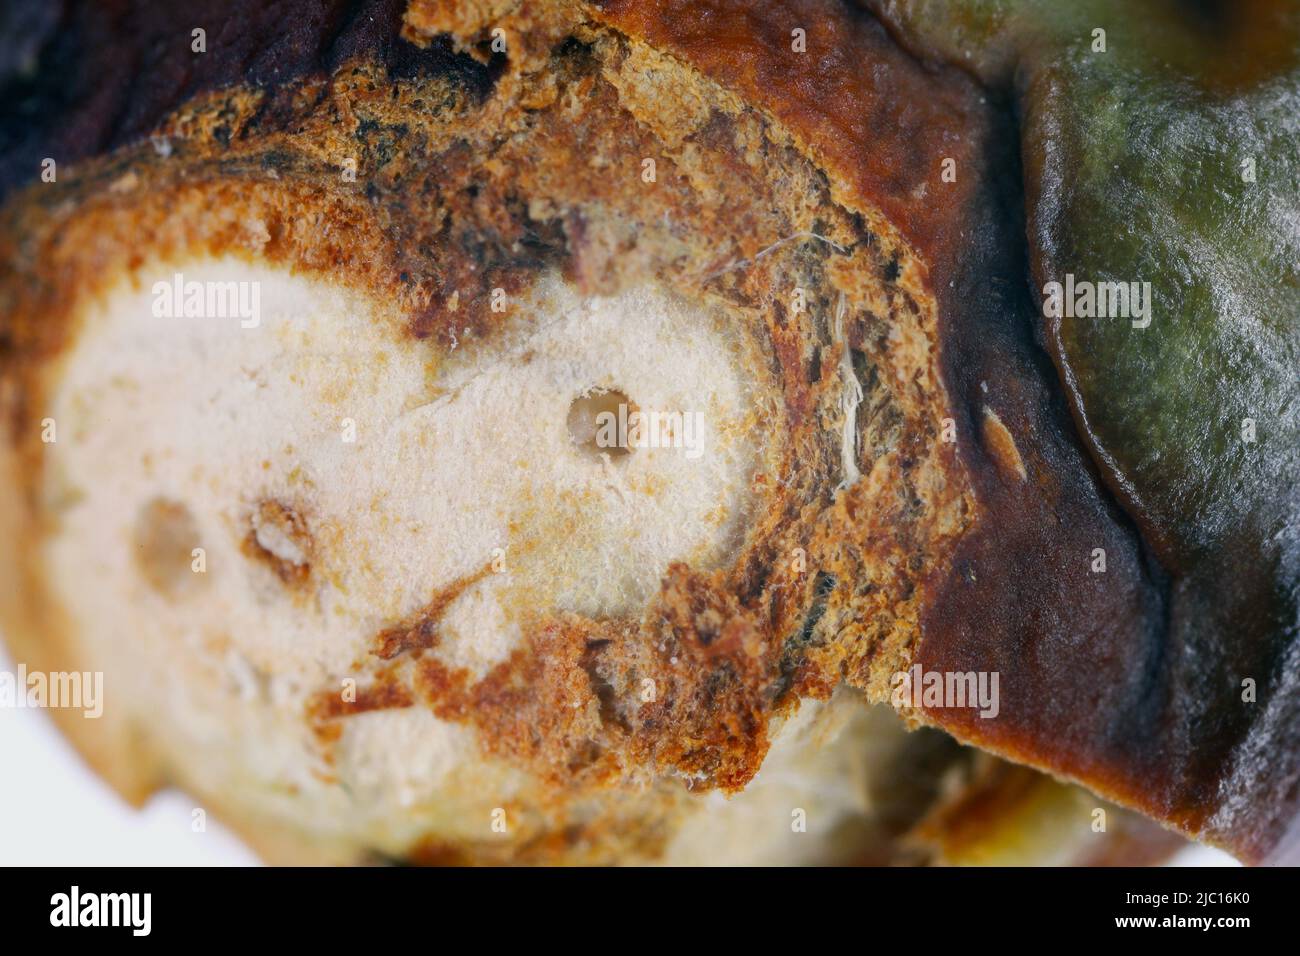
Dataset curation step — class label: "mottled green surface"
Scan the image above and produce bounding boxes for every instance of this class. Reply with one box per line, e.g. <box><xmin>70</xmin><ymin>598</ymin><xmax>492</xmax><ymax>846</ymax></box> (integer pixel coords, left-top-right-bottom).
<box><xmin>871</xmin><ymin>0</ymin><xmax>1299</xmax><ymax>568</ymax></box>
<box><xmin>866</xmin><ymin>0</ymin><xmax>1299</xmax><ymax>853</ymax></box>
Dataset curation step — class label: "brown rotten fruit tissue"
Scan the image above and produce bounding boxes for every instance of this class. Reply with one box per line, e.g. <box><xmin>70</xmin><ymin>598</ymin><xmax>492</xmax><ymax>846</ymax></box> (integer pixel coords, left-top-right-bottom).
<box><xmin>0</xmin><ymin>0</ymin><xmax>1294</xmax><ymax>865</ymax></box>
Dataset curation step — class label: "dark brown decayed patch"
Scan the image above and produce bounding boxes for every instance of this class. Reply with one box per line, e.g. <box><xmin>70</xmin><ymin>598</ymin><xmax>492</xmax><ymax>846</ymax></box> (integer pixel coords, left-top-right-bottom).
<box><xmin>374</xmin><ymin>566</ymin><xmax>493</xmax><ymax>660</ymax></box>
<box><xmin>243</xmin><ymin>499</ymin><xmax>314</xmax><ymax>586</ymax></box>
<box><xmin>134</xmin><ymin>497</ymin><xmax>206</xmax><ymax>599</ymax></box>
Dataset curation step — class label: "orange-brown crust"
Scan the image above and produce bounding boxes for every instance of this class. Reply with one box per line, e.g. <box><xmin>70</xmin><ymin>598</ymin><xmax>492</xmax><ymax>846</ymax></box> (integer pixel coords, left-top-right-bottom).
<box><xmin>590</xmin><ymin>0</ymin><xmax>984</xmax><ymax>268</ymax></box>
